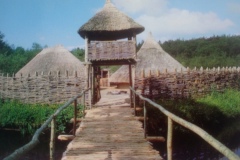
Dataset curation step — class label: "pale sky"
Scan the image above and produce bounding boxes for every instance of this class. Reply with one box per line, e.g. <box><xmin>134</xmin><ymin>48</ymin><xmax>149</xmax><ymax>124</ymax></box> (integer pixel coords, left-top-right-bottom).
<box><xmin>0</xmin><ymin>0</ymin><xmax>239</xmax><ymax>50</ymax></box>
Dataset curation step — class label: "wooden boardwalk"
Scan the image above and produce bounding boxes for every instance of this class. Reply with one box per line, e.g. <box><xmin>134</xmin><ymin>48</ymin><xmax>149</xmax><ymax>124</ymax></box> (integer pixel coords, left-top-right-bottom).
<box><xmin>62</xmin><ymin>89</ymin><xmax>163</xmax><ymax>160</ymax></box>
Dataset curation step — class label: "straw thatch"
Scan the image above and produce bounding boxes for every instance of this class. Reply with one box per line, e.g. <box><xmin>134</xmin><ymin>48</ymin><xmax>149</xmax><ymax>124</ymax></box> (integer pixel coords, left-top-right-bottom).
<box><xmin>16</xmin><ymin>45</ymin><xmax>85</xmax><ymax>77</ymax></box>
<box><xmin>78</xmin><ymin>0</ymin><xmax>144</xmax><ymax>40</ymax></box>
<box><xmin>110</xmin><ymin>33</ymin><xmax>186</xmax><ymax>84</ymax></box>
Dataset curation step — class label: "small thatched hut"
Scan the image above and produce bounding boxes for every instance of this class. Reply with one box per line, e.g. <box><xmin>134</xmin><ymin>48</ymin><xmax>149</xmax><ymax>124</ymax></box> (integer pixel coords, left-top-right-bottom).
<box><xmin>78</xmin><ymin>0</ymin><xmax>144</xmax><ymax>41</ymax></box>
<box><xmin>16</xmin><ymin>45</ymin><xmax>85</xmax><ymax>77</ymax></box>
<box><xmin>110</xmin><ymin>33</ymin><xmax>186</xmax><ymax>88</ymax></box>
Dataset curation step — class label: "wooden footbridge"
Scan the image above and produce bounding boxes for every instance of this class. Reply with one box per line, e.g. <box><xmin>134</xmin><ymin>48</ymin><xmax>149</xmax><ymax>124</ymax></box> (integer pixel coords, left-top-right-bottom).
<box><xmin>4</xmin><ymin>88</ymin><xmax>240</xmax><ymax>160</ymax></box>
<box><xmin>62</xmin><ymin>89</ymin><xmax>163</xmax><ymax>160</ymax></box>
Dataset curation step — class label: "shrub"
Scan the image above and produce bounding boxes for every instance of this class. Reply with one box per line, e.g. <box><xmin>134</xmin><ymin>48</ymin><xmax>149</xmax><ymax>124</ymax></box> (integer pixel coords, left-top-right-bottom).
<box><xmin>0</xmin><ymin>100</ymin><xmax>83</xmax><ymax>135</ymax></box>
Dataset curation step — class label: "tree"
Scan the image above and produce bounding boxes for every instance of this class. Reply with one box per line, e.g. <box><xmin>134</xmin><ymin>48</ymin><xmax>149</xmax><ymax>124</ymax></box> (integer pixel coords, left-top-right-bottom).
<box><xmin>161</xmin><ymin>35</ymin><xmax>240</xmax><ymax>68</ymax></box>
<box><xmin>71</xmin><ymin>48</ymin><xmax>85</xmax><ymax>61</ymax></box>
<box><xmin>0</xmin><ymin>31</ymin><xmax>13</xmax><ymax>56</ymax></box>
<box><xmin>32</xmin><ymin>43</ymin><xmax>42</xmax><ymax>51</ymax></box>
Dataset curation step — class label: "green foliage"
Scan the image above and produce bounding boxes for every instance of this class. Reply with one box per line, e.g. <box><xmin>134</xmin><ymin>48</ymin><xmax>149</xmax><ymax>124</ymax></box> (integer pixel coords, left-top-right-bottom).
<box><xmin>156</xmin><ymin>89</ymin><xmax>240</xmax><ymax>132</ymax></box>
<box><xmin>197</xmin><ymin>89</ymin><xmax>240</xmax><ymax>118</ymax></box>
<box><xmin>0</xmin><ymin>44</ymin><xmax>41</xmax><ymax>74</ymax></box>
<box><xmin>108</xmin><ymin>65</ymin><xmax>121</xmax><ymax>73</ymax></box>
<box><xmin>0</xmin><ymin>100</ymin><xmax>84</xmax><ymax>135</ymax></box>
<box><xmin>0</xmin><ymin>31</ymin><xmax>45</xmax><ymax>74</ymax></box>
<box><xmin>71</xmin><ymin>48</ymin><xmax>85</xmax><ymax>61</ymax></box>
<box><xmin>161</xmin><ymin>35</ymin><xmax>240</xmax><ymax>68</ymax></box>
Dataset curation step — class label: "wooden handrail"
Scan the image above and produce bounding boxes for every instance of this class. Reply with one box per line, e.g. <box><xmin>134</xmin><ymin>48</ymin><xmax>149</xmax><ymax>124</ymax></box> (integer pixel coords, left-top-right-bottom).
<box><xmin>130</xmin><ymin>87</ymin><xmax>240</xmax><ymax>160</ymax></box>
<box><xmin>3</xmin><ymin>88</ymin><xmax>91</xmax><ymax>160</ymax></box>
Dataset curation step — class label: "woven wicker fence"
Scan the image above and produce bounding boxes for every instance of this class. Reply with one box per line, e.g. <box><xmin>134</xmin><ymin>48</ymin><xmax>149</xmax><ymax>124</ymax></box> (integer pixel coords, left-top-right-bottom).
<box><xmin>135</xmin><ymin>67</ymin><xmax>240</xmax><ymax>99</ymax></box>
<box><xmin>0</xmin><ymin>71</ymin><xmax>86</xmax><ymax>104</ymax></box>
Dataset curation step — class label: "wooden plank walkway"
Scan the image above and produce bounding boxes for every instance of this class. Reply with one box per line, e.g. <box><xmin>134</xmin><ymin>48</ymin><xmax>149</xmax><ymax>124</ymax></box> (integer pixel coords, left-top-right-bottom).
<box><xmin>62</xmin><ymin>89</ymin><xmax>163</xmax><ymax>160</ymax></box>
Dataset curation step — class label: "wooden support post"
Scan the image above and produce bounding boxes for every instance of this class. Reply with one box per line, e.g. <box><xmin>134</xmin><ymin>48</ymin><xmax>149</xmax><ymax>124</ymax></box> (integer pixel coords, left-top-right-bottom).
<box><xmin>132</xmin><ymin>65</ymin><xmax>136</xmax><ymax>90</ymax></box>
<box><xmin>89</xmin><ymin>65</ymin><xmax>93</xmax><ymax>109</ymax></box>
<box><xmin>107</xmin><ymin>69</ymin><xmax>110</xmax><ymax>87</ymax></box>
<box><xmin>133</xmin><ymin>33</ymin><xmax>137</xmax><ymax>58</ymax></box>
<box><xmin>92</xmin><ymin>66</ymin><xmax>96</xmax><ymax>104</ymax></box>
<box><xmin>144</xmin><ymin>101</ymin><xmax>147</xmax><ymax>138</ymax></box>
<box><xmin>133</xmin><ymin>91</ymin><xmax>136</xmax><ymax>116</ymax></box>
<box><xmin>83</xmin><ymin>91</ymin><xmax>86</xmax><ymax>118</ymax></box>
<box><xmin>85</xmin><ymin>36</ymin><xmax>89</xmax><ymax>62</ymax></box>
<box><xmin>129</xmin><ymin>64</ymin><xmax>133</xmax><ymax>108</ymax></box>
<box><xmin>167</xmin><ymin>117</ymin><xmax>173</xmax><ymax>160</ymax></box>
<box><xmin>50</xmin><ymin>117</ymin><xmax>56</xmax><ymax>160</ymax></box>
<box><xmin>149</xmin><ymin>70</ymin><xmax>152</xmax><ymax>99</ymax></box>
<box><xmin>141</xmin><ymin>69</ymin><xmax>145</xmax><ymax>95</ymax></box>
<box><xmin>73</xmin><ymin>99</ymin><xmax>77</xmax><ymax>136</ymax></box>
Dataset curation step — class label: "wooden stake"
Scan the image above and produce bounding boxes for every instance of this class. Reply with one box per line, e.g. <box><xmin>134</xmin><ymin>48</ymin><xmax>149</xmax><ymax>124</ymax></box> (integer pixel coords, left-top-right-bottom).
<box><xmin>50</xmin><ymin>117</ymin><xmax>56</xmax><ymax>160</ymax></box>
<box><xmin>167</xmin><ymin>117</ymin><xmax>173</xmax><ymax>160</ymax></box>
<box><xmin>144</xmin><ymin>101</ymin><xmax>147</xmax><ymax>138</ymax></box>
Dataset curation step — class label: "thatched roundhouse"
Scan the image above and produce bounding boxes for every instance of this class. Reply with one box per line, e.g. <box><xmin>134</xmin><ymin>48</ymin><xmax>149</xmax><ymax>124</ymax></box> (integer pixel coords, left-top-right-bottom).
<box><xmin>78</xmin><ymin>0</ymin><xmax>144</xmax><ymax>41</ymax></box>
<box><xmin>110</xmin><ymin>33</ymin><xmax>186</xmax><ymax>88</ymax></box>
<box><xmin>16</xmin><ymin>45</ymin><xmax>85</xmax><ymax>77</ymax></box>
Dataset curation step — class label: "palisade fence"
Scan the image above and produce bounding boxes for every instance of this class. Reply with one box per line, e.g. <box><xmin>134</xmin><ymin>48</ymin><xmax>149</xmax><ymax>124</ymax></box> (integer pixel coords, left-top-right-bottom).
<box><xmin>135</xmin><ymin>66</ymin><xmax>240</xmax><ymax>99</ymax></box>
<box><xmin>0</xmin><ymin>71</ymin><xmax>87</xmax><ymax>104</ymax></box>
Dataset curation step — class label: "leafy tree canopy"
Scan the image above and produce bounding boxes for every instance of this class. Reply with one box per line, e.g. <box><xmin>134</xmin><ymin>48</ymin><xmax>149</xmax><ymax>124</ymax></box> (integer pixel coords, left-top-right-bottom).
<box><xmin>0</xmin><ymin>31</ymin><xmax>239</xmax><ymax>74</ymax></box>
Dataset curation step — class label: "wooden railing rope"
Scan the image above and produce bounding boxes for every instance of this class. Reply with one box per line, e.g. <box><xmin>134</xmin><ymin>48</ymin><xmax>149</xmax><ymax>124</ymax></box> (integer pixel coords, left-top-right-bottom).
<box><xmin>130</xmin><ymin>87</ymin><xmax>240</xmax><ymax>160</ymax></box>
<box><xmin>3</xmin><ymin>88</ymin><xmax>91</xmax><ymax>160</ymax></box>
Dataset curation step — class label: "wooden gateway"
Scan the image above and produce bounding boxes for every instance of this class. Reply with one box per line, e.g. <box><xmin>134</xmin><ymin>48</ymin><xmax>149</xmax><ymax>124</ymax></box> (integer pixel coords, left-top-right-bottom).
<box><xmin>78</xmin><ymin>0</ymin><xmax>144</xmax><ymax>104</ymax></box>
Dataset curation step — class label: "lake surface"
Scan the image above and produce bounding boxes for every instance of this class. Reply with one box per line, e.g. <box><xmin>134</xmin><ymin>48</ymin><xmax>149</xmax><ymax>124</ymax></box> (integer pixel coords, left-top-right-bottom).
<box><xmin>152</xmin><ymin>124</ymin><xmax>240</xmax><ymax>160</ymax></box>
<box><xmin>0</xmin><ymin>130</ymin><xmax>69</xmax><ymax>160</ymax></box>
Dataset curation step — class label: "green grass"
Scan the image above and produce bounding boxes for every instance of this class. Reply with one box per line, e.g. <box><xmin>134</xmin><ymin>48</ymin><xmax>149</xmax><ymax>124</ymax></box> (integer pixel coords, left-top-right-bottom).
<box><xmin>154</xmin><ymin>89</ymin><xmax>240</xmax><ymax>133</ymax></box>
<box><xmin>197</xmin><ymin>89</ymin><xmax>240</xmax><ymax>118</ymax></box>
<box><xmin>0</xmin><ymin>100</ymin><xmax>84</xmax><ymax>135</ymax></box>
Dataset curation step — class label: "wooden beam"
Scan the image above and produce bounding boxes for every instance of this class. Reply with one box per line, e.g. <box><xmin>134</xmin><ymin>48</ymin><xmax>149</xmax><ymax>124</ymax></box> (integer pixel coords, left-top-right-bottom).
<box><xmin>147</xmin><ymin>136</ymin><xmax>166</xmax><ymax>142</ymax></box>
<box><xmin>58</xmin><ymin>135</ymin><xmax>75</xmax><ymax>141</ymax></box>
<box><xmin>91</xmin><ymin>59</ymin><xmax>136</xmax><ymax>66</ymax></box>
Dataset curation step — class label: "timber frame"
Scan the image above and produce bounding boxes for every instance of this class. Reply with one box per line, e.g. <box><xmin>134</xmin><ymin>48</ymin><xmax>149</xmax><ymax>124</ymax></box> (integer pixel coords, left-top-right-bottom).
<box><xmin>85</xmin><ymin>36</ymin><xmax>137</xmax><ymax>105</ymax></box>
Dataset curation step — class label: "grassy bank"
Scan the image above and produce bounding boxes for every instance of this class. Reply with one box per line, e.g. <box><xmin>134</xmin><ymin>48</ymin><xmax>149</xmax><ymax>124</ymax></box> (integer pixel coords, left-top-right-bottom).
<box><xmin>0</xmin><ymin>100</ymin><xmax>84</xmax><ymax>135</ymax></box>
<box><xmin>146</xmin><ymin>89</ymin><xmax>240</xmax><ymax>137</ymax></box>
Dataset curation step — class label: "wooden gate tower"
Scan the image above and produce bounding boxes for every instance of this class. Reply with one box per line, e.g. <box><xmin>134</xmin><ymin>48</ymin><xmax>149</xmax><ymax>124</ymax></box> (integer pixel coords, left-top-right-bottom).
<box><xmin>78</xmin><ymin>0</ymin><xmax>144</xmax><ymax>104</ymax></box>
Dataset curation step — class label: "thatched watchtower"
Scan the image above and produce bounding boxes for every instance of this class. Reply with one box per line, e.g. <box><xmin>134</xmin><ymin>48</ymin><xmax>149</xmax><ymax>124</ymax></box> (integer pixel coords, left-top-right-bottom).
<box><xmin>78</xmin><ymin>0</ymin><xmax>144</xmax><ymax>103</ymax></box>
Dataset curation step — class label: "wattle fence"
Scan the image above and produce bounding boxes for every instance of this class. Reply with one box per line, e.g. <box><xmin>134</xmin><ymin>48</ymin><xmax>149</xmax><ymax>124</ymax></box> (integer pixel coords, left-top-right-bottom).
<box><xmin>1</xmin><ymin>67</ymin><xmax>239</xmax><ymax>103</ymax></box>
<box><xmin>135</xmin><ymin>67</ymin><xmax>240</xmax><ymax>99</ymax></box>
<box><xmin>0</xmin><ymin>71</ymin><xmax>86</xmax><ymax>104</ymax></box>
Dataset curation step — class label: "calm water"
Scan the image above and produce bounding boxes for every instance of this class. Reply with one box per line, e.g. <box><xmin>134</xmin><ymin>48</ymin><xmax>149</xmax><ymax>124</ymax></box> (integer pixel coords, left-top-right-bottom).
<box><xmin>0</xmin><ymin>130</ymin><xmax>69</xmax><ymax>160</ymax></box>
<box><xmin>1</xmin><ymin>125</ymin><xmax>239</xmax><ymax>160</ymax></box>
<box><xmin>152</xmin><ymin>125</ymin><xmax>240</xmax><ymax>160</ymax></box>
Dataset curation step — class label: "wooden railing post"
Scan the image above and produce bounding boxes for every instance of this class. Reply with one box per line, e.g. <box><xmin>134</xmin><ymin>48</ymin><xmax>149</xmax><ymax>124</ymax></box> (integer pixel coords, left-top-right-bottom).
<box><xmin>144</xmin><ymin>101</ymin><xmax>147</xmax><ymax>138</ymax></box>
<box><xmin>167</xmin><ymin>117</ymin><xmax>173</xmax><ymax>160</ymax></box>
<box><xmin>50</xmin><ymin>117</ymin><xmax>56</xmax><ymax>160</ymax></box>
<box><xmin>129</xmin><ymin>87</ymin><xmax>240</xmax><ymax>160</ymax></box>
<box><xmin>73</xmin><ymin>99</ymin><xmax>77</xmax><ymax>136</ymax></box>
<box><xmin>133</xmin><ymin>92</ymin><xmax>136</xmax><ymax>116</ymax></box>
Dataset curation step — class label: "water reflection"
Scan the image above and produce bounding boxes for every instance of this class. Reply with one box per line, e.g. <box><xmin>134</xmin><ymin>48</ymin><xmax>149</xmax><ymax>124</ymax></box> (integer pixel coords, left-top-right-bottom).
<box><xmin>151</xmin><ymin>122</ymin><xmax>240</xmax><ymax>160</ymax></box>
<box><xmin>0</xmin><ymin>130</ymin><xmax>69</xmax><ymax>160</ymax></box>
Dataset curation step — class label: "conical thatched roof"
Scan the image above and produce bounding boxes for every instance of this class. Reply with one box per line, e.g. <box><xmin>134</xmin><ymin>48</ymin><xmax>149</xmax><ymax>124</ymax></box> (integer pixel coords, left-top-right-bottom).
<box><xmin>78</xmin><ymin>0</ymin><xmax>144</xmax><ymax>40</ymax></box>
<box><xmin>110</xmin><ymin>33</ymin><xmax>186</xmax><ymax>83</ymax></box>
<box><xmin>16</xmin><ymin>45</ymin><xmax>85</xmax><ymax>77</ymax></box>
